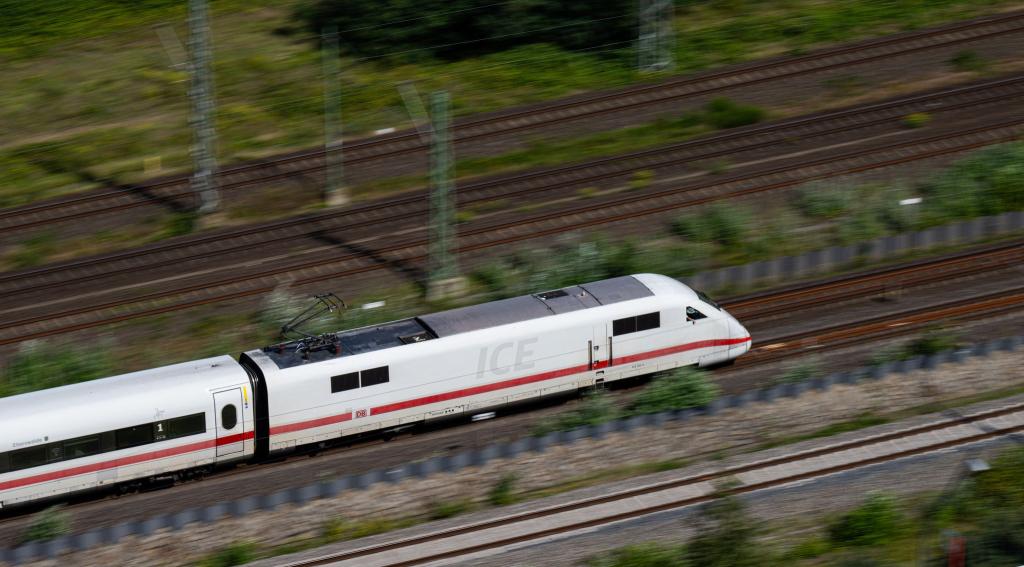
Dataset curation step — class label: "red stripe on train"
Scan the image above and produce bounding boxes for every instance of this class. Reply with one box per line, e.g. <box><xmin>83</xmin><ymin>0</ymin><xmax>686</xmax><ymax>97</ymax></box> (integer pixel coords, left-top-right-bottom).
<box><xmin>3</xmin><ymin>336</ymin><xmax>751</xmax><ymax>492</ymax></box>
<box><xmin>0</xmin><ymin>431</ymin><xmax>254</xmax><ymax>492</ymax></box>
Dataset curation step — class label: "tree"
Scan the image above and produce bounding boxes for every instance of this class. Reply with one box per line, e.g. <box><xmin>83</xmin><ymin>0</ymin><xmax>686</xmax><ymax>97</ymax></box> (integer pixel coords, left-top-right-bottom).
<box><xmin>295</xmin><ymin>0</ymin><xmax>636</xmax><ymax>61</ymax></box>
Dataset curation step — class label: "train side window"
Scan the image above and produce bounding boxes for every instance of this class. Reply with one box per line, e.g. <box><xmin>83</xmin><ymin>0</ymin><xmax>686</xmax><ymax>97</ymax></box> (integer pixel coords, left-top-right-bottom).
<box><xmin>46</xmin><ymin>443</ymin><xmax>64</xmax><ymax>463</ymax></box>
<box><xmin>221</xmin><ymin>405</ymin><xmax>238</xmax><ymax>430</ymax></box>
<box><xmin>115</xmin><ymin>424</ymin><xmax>154</xmax><ymax>449</ymax></box>
<box><xmin>0</xmin><ymin>452</ymin><xmax>8</xmax><ymax>474</ymax></box>
<box><xmin>64</xmin><ymin>436</ymin><xmax>102</xmax><ymax>460</ymax></box>
<box><xmin>9</xmin><ymin>446</ymin><xmax>47</xmax><ymax>472</ymax></box>
<box><xmin>167</xmin><ymin>413</ymin><xmax>206</xmax><ymax>439</ymax></box>
<box><xmin>331</xmin><ymin>372</ymin><xmax>359</xmax><ymax>393</ymax></box>
<box><xmin>636</xmin><ymin>312</ymin><xmax>660</xmax><ymax>331</ymax></box>
<box><xmin>613</xmin><ymin>317</ymin><xmax>637</xmax><ymax>336</ymax></box>
<box><xmin>686</xmin><ymin>306</ymin><xmax>707</xmax><ymax>321</ymax></box>
<box><xmin>361</xmin><ymin>366</ymin><xmax>389</xmax><ymax>387</ymax></box>
<box><xmin>100</xmin><ymin>431</ymin><xmax>116</xmax><ymax>453</ymax></box>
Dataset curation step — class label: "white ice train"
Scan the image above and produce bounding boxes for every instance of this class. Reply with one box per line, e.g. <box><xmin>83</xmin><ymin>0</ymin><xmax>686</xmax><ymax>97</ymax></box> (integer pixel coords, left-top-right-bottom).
<box><xmin>0</xmin><ymin>274</ymin><xmax>750</xmax><ymax>509</ymax></box>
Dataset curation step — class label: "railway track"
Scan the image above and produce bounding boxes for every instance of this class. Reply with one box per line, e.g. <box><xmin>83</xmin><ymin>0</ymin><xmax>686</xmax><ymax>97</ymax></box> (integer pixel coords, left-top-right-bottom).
<box><xmin>4</xmin><ymin>10</ymin><xmax>1024</xmax><ymax>233</ymax></box>
<box><xmin>2</xmin><ymin>116</ymin><xmax>1022</xmax><ymax>346</ymax></box>
<box><xmin>0</xmin><ymin>253</ymin><xmax>1017</xmax><ymax>540</ymax></box>
<box><xmin>737</xmin><ymin>285</ymin><xmax>1024</xmax><ymax>367</ymax></box>
<box><xmin>4</xmin><ymin>72</ymin><xmax>1024</xmax><ymax>299</ymax></box>
<box><xmin>265</xmin><ymin>400</ymin><xmax>1024</xmax><ymax>566</ymax></box>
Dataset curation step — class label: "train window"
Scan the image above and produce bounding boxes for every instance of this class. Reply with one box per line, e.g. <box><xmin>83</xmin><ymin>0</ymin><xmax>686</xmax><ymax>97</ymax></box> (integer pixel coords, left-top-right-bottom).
<box><xmin>686</xmin><ymin>306</ymin><xmax>707</xmax><ymax>321</ymax></box>
<box><xmin>115</xmin><ymin>424</ymin><xmax>154</xmax><ymax>450</ymax></box>
<box><xmin>361</xmin><ymin>366</ymin><xmax>389</xmax><ymax>387</ymax></box>
<box><xmin>46</xmin><ymin>443</ymin><xmax>64</xmax><ymax>463</ymax></box>
<box><xmin>636</xmin><ymin>312</ymin><xmax>660</xmax><ymax>331</ymax></box>
<box><xmin>221</xmin><ymin>405</ymin><xmax>238</xmax><ymax>430</ymax></box>
<box><xmin>0</xmin><ymin>452</ymin><xmax>8</xmax><ymax>474</ymax></box>
<box><xmin>613</xmin><ymin>316</ymin><xmax>637</xmax><ymax>336</ymax></box>
<box><xmin>64</xmin><ymin>436</ymin><xmax>102</xmax><ymax>459</ymax></box>
<box><xmin>167</xmin><ymin>413</ymin><xmax>206</xmax><ymax>439</ymax></box>
<box><xmin>9</xmin><ymin>446</ymin><xmax>47</xmax><ymax>472</ymax></box>
<box><xmin>331</xmin><ymin>372</ymin><xmax>359</xmax><ymax>393</ymax></box>
<box><xmin>614</xmin><ymin>312</ymin><xmax>660</xmax><ymax>336</ymax></box>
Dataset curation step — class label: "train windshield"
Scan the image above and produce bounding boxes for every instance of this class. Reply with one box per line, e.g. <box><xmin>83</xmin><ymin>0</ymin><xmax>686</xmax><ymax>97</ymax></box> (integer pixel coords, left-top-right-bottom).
<box><xmin>695</xmin><ymin>290</ymin><xmax>721</xmax><ymax>310</ymax></box>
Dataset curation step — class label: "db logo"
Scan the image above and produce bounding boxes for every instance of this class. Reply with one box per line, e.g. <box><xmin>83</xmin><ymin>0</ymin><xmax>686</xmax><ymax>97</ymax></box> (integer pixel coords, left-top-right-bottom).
<box><xmin>355</xmin><ymin>409</ymin><xmax>368</xmax><ymax>418</ymax></box>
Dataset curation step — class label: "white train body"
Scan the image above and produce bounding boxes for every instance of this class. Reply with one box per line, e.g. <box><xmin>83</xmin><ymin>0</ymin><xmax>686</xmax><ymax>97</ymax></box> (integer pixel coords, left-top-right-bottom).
<box><xmin>0</xmin><ymin>274</ymin><xmax>749</xmax><ymax>508</ymax></box>
<box><xmin>0</xmin><ymin>356</ymin><xmax>254</xmax><ymax>508</ymax></box>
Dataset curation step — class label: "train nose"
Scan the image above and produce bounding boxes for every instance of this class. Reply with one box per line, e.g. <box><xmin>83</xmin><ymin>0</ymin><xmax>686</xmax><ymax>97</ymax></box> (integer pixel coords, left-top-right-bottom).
<box><xmin>726</xmin><ymin>314</ymin><xmax>751</xmax><ymax>356</ymax></box>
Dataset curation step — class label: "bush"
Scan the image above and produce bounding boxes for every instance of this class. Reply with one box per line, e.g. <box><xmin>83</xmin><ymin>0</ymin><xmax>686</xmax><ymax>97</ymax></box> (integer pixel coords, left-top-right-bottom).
<box><xmin>198</xmin><ymin>542</ymin><xmax>259</xmax><ymax>567</ymax></box>
<box><xmin>704</xmin><ymin>98</ymin><xmax>766</xmax><ymax>130</ymax></box>
<box><xmin>902</xmin><ymin>112</ymin><xmax>931</xmax><ymax>129</ymax></box>
<box><xmin>686</xmin><ymin>496</ymin><xmax>761</xmax><ymax>567</ymax></box>
<box><xmin>589</xmin><ymin>543</ymin><xmax>687</xmax><ymax>567</ymax></box>
<box><xmin>827</xmin><ymin>493</ymin><xmax>904</xmax><ymax>547</ymax></box>
<box><xmin>671</xmin><ymin>204</ymin><xmax>751</xmax><ymax>248</ymax></box>
<box><xmin>1</xmin><ymin>340</ymin><xmax>114</xmax><ymax>398</ymax></box>
<box><xmin>918</xmin><ymin>142</ymin><xmax>1024</xmax><ymax>225</ymax></box>
<box><xmin>949</xmin><ymin>50</ymin><xmax>987</xmax><ymax>72</ymax></box>
<box><xmin>489</xmin><ymin>473</ymin><xmax>518</xmax><ymax>506</ymax></box>
<box><xmin>629</xmin><ymin>367</ymin><xmax>719</xmax><ymax>415</ymax></box>
<box><xmin>629</xmin><ymin>169</ymin><xmax>655</xmax><ymax>191</ymax></box>
<box><xmin>777</xmin><ymin>358</ymin><xmax>820</xmax><ymax>384</ymax></box>
<box><xmin>21</xmin><ymin>506</ymin><xmax>71</xmax><ymax>543</ymax></box>
<box><xmin>534</xmin><ymin>390</ymin><xmax>618</xmax><ymax>435</ymax></box>
<box><xmin>794</xmin><ymin>184</ymin><xmax>851</xmax><ymax>219</ymax></box>
<box><xmin>427</xmin><ymin>499</ymin><xmax>473</xmax><ymax>520</ymax></box>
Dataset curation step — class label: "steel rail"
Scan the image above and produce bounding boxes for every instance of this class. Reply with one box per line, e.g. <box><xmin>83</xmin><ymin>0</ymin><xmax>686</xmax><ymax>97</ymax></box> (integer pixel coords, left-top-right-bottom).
<box><xmin>3</xmin><ymin>10</ymin><xmax>1024</xmax><ymax>230</ymax></box>
<box><xmin>276</xmin><ymin>402</ymin><xmax>1024</xmax><ymax>566</ymax></box>
<box><xmin>3</xmin><ymin>72</ymin><xmax>1024</xmax><ymax>290</ymax></box>
<box><xmin>1</xmin><ymin>120</ymin><xmax>1020</xmax><ymax>345</ymax></box>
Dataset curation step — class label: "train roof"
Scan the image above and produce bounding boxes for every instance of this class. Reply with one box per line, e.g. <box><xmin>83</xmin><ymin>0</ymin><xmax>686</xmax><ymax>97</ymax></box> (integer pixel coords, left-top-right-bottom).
<box><xmin>261</xmin><ymin>275</ymin><xmax>656</xmax><ymax>369</ymax></box>
<box><xmin>0</xmin><ymin>356</ymin><xmax>247</xmax><ymax>446</ymax></box>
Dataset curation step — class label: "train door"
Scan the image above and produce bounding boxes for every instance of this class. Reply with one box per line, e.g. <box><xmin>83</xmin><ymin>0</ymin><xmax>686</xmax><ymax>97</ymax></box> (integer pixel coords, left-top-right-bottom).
<box><xmin>214</xmin><ymin>389</ymin><xmax>244</xmax><ymax>458</ymax></box>
<box><xmin>591</xmin><ymin>324</ymin><xmax>611</xmax><ymax>370</ymax></box>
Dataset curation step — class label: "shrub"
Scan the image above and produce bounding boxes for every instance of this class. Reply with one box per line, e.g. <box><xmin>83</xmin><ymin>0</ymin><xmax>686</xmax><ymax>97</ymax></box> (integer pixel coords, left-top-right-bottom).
<box><xmin>949</xmin><ymin>50</ymin><xmax>987</xmax><ymax>72</ymax></box>
<box><xmin>427</xmin><ymin>499</ymin><xmax>473</xmax><ymax>520</ymax></box>
<box><xmin>704</xmin><ymin>98</ymin><xmax>766</xmax><ymax>130</ymax></box>
<box><xmin>671</xmin><ymin>204</ymin><xmax>750</xmax><ymax>248</ymax></box>
<box><xmin>534</xmin><ymin>390</ymin><xmax>618</xmax><ymax>435</ymax></box>
<box><xmin>902</xmin><ymin>112</ymin><xmax>931</xmax><ymax>129</ymax></box>
<box><xmin>629</xmin><ymin>367</ymin><xmax>719</xmax><ymax>415</ymax></box>
<box><xmin>454</xmin><ymin>209</ymin><xmax>477</xmax><ymax>224</ymax></box>
<box><xmin>20</xmin><ymin>506</ymin><xmax>71</xmax><ymax>544</ymax></box>
<box><xmin>629</xmin><ymin>169</ymin><xmax>655</xmax><ymax>191</ymax></box>
<box><xmin>777</xmin><ymin>358</ymin><xmax>820</xmax><ymax>384</ymax></box>
<box><xmin>198</xmin><ymin>542</ymin><xmax>259</xmax><ymax>567</ymax></box>
<box><xmin>488</xmin><ymin>473</ymin><xmax>518</xmax><ymax>506</ymax></box>
<box><xmin>827</xmin><ymin>493</ymin><xmax>904</xmax><ymax>547</ymax></box>
<box><xmin>589</xmin><ymin>543</ymin><xmax>687</xmax><ymax>567</ymax></box>
<box><xmin>794</xmin><ymin>184</ymin><xmax>851</xmax><ymax>219</ymax></box>
<box><xmin>1</xmin><ymin>340</ymin><xmax>114</xmax><ymax>397</ymax></box>
<box><xmin>686</xmin><ymin>496</ymin><xmax>761</xmax><ymax>567</ymax></box>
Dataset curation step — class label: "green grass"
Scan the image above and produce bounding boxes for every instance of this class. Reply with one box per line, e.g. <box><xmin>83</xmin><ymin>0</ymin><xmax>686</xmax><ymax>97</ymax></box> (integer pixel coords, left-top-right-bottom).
<box><xmin>1</xmin><ymin>0</ymin><xmax>1020</xmax><ymax>208</ymax></box>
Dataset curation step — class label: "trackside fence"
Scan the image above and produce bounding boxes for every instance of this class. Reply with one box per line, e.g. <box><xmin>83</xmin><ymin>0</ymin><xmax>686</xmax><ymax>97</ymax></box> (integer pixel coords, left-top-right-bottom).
<box><xmin>682</xmin><ymin>210</ymin><xmax>1024</xmax><ymax>292</ymax></box>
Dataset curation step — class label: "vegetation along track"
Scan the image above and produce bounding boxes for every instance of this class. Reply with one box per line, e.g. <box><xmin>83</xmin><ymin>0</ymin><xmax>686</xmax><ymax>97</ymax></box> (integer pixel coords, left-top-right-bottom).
<box><xmin>3</xmin><ymin>73</ymin><xmax>1024</xmax><ymax>299</ymax></box>
<box><xmin>1</xmin><ymin>118</ymin><xmax>1022</xmax><ymax>346</ymax></box>
<box><xmin>4</xmin><ymin>10</ymin><xmax>1024</xmax><ymax>232</ymax></box>
<box><xmin>267</xmin><ymin>402</ymin><xmax>1024</xmax><ymax>567</ymax></box>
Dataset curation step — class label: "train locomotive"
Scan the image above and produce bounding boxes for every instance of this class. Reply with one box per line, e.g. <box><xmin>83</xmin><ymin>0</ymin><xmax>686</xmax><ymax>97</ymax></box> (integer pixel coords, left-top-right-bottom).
<box><xmin>0</xmin><ymin>274</ymin><xmax>750</xmax><ymax>509</ymax></box>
